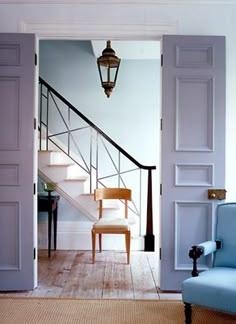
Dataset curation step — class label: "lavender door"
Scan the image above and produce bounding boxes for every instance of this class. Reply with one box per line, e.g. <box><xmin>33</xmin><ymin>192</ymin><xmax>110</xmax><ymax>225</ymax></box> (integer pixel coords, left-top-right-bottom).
<box><xmin>161</xmin><ymin>35</ymin><xmax>225</xmax><ymax>290</ymax></box>
<box><xmin>0</xmin><ymin>33</ymin><xmax>37</xmax><ymax>290</ymax></box>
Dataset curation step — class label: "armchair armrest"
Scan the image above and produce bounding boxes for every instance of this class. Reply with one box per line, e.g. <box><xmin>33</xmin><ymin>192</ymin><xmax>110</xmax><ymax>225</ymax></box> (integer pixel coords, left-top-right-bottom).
<box><xmin>189</xmin><ymin>245</ymin><xmax>203</xmax><ymax>277</ymax></box>
<box><xmin>188</xmin><ymin>240</ymin><xmax>222</xmax><ymax>277</ymax></box>
<box><xmin>198</xmin><ymin>240</ymin><xmax>217</xmax><ymax>256</ymax></box>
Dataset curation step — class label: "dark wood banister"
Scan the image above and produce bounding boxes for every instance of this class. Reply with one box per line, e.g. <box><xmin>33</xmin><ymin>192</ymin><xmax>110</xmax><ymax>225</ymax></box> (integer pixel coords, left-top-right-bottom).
<box><xmin>39</xmin><ymin>77</ymin><xmax>156</xmax><ymax>251</ymax></box>
<box><xmin>39</xmin><ymin>77</ymin><xmax>156</xmax><ymax>171</ymax></box>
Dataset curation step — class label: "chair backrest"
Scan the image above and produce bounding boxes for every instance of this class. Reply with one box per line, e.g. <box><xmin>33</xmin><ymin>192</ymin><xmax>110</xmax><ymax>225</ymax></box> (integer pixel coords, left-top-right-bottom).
<box><xmin>94</xmin><ymin>188</ymin><xmax>132</xmax><ymax>219</ymax></box>
<box><xmin>214</xmin><ymin>203</ymin><xmax>236</xmax><ymax>268</ymax></box>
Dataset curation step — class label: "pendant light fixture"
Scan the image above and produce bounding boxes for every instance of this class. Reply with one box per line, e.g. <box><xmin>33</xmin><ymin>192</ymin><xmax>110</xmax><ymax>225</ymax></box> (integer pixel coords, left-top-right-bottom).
<box><xmin>97</xmin><ymin>40</ymin><xmax>121</xmax><ymax>98</ymax></box>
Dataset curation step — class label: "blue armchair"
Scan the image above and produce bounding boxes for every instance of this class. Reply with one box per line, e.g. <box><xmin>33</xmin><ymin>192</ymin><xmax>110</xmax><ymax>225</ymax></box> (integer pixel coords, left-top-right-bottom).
<box><xmin>182</xmin><ymin>203</ymin><xmax>236</xmax><ymax>323</ymax></box>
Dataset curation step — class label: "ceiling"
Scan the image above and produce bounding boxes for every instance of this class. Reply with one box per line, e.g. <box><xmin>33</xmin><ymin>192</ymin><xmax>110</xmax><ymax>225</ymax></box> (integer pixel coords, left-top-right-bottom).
<box><xmin>91</xmin><ymin>40</ymin><xmax>160</xmax><ymax>60</ymax></box>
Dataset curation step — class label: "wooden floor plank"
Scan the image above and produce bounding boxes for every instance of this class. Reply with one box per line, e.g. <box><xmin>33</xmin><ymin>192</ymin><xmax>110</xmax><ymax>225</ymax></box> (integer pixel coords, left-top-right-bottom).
<box><xmin>102</xmin><ymin>252</ymin><xmax>134</xmax><ymax>299</ymax></box>
<box><xmin>131</xmin><ymin>252</ymin><xmax>159</xmax><ymax>299</ymax></box>
<box><xmin>146</xmin><ymin>252</ymin><xmax>160</xmax><ymax>292</ymax></box>
<box><xmin>31</xmin><ymin>250</ymin><xmax>77</xmax><ymax>297</ymax></box>
<box><xmin>60</xmin><ymin>251</ymin><xmax>105</xmax><ymax>298</ymax></box>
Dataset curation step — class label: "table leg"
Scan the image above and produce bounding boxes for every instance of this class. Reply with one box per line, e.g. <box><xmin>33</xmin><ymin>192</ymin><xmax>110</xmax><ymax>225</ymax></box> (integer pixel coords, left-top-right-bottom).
<box><xmin>53</xmin><ymin>206</ymin><xmax>58</xmax><ymax>251</ymax></box>
<box><xmin>48</xmin><ymin>192</ymin><xmax>52</xmax><ymax>257</ymax></box>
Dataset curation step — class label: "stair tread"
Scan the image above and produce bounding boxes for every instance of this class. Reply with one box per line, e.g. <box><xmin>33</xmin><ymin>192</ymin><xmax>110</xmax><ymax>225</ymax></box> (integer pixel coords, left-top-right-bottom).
<box><xmin>48</xmin><ymin>163</ymin><xmax>74</xmax><ymax>167</ymax></box>
<box><xmin>38</xmin><ymin>150</ymin><xmax>59</xmax><ymax>153</ymax></box>
<box><xmin>65</xmin><ymin>177</ymin><xmax>88</xmax><ymax>181</ymax></box>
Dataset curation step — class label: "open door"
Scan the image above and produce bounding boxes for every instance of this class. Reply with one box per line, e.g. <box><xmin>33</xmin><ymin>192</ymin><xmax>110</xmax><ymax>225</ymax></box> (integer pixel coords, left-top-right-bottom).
<box><xmin>0</xmin><ymin>33</ymin><xmax>37</xmax><ymax>290</ymax></box>
<box><xmin>161</xmin><ymin>35</ymin><xmax>226</xmax><ymax>290</ymax></box>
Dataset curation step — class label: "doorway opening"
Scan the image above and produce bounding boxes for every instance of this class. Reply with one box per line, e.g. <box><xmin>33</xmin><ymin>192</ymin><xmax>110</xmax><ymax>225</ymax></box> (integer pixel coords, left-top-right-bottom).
<box><xmin>39</xmin><ymin>40</ymin><xmax>160</xmax><ymax>254</ymax></box>
<box><xmin>37</xmin><ymin>38</ymin><xmax>161</xmax><ymax>289</ymax></box>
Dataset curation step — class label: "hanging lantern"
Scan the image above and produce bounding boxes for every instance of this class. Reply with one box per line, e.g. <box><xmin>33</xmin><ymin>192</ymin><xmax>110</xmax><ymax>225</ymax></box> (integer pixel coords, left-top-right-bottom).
<box><xmin>97</xmin><ymin>40</ymin><xmax>121</xmax><ymax>98</ymax></box>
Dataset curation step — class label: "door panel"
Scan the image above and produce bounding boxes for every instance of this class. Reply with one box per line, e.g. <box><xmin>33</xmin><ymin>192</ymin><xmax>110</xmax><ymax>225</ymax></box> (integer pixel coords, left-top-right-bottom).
<box><xmin>0</xmin><ymin>33</ymin><xmax>36</xmax><ymax>290</ymax></box>
<box><xmin>161</xmin><ymin>35</ymin><xmax>225</xmax><ymax>290</ymax></box>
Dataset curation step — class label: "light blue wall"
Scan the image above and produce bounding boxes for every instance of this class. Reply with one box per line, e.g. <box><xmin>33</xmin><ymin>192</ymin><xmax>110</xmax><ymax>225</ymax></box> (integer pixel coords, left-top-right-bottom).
<box><xmin>39</xmin><ymin>40</ymin><xmax>160</xmax><ymax>165</ymax></box>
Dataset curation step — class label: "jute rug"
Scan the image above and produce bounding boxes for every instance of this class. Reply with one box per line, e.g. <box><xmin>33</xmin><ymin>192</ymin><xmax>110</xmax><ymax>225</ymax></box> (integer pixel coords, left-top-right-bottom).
<box><xmin>0</xmin><ymin>297</ymin><xmax>236</xmax><ymax>324</ymax></box>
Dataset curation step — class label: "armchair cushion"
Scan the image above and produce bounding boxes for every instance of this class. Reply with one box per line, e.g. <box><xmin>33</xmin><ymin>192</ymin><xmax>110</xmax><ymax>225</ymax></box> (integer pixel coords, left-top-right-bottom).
<box><xmin>182</xmin><ymin>267</ymin><xmax>236</xmax><ymax>314</ymax></box>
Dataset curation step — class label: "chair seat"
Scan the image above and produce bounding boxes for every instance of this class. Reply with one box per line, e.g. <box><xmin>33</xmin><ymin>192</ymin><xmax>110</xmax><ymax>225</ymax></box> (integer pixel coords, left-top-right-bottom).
<box><xmin>182</xmin><ymin>267</ymin><xmax>236</xmax><ymax>314</ymax></box>
<box><xmin>93</xmin><ymin>217</ymin><xmax>129</xmax><ymax>230</ymax></box>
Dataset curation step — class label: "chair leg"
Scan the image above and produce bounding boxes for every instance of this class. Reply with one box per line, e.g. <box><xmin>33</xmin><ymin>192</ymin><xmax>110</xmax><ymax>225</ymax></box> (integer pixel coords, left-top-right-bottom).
<box><xmin>184</xmin><ymin>303</ymin><xmax>192</xmax><ymax>324</ymax></box>
<box><xmin>125</xmin><ymin>231</ymin><xmax>131</xmax><ymax>264</ymax></box>
<box><xmin>99</xmin><ymin>234</ymin><xmax>102</xmax><ymax>252</ymax></box>
<box><xmin>91</xmin><ymin>229</ymin><xmax>96</xmax><ymax>263</ymax></box>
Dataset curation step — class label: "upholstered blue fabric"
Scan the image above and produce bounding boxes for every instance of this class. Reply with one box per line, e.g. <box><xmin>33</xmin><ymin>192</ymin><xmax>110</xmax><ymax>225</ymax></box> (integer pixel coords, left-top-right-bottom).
<box><xmin>214</xmin><ymin>203</ymin><xmax>236</xmax><ymax>267</ymax></box>
<box><xmin>182</xmin><ymin>267</ymin><xmax>236</xmax><ymax>314</ymax></box>
<box><xmin>182</xmin><ymin>203</ymin><xmax>236</xmax><ymax>317</ymax></box>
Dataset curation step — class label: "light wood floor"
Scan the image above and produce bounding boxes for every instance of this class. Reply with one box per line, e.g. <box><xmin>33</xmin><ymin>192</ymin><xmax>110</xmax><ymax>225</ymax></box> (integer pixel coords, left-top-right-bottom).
<box><xmin>0</xmin><ymin>250</ymin><xmax>181</xmax><ymax>300</ymax></box>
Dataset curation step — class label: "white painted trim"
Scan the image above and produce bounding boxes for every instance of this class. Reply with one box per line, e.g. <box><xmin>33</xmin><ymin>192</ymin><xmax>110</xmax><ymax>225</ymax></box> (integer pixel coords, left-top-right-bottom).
<box><xmin>19</xmin><ymin>21</ymin><xmax>178</xmax><ymax>40</ymax></box>
<box><xmin>38</xmin><ymin>220</ymin><xmax>144</xmax><ymax>250</ymax></box>
<box><xmin>1</xmin><ymin>0</ymin><xmax>236</xmax><ymax>5</ymax></box>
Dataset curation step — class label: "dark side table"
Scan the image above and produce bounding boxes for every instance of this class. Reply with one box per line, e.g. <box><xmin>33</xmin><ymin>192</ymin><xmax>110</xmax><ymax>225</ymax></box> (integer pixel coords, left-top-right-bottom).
<box><xmin>38</xmin><ymin>192</ymin><xmax>60</xmax><ymax>257</ymax></box>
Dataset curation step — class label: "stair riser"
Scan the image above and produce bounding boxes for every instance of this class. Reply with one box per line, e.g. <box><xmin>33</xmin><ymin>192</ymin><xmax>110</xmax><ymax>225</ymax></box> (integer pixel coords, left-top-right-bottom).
<box><xmin>38</xmin><ymin>151</ymin><xmax>74</xmax><ymax>166</ymax></box>
<box><xmin>40</xmin><ymin>167</ymin><xmax>69</xmax><ymax>183</ymax></box>
<box><xmin>38</xmin><ymin>152</ymin><xmax>53</xmax><ymax>166</ymax></box>
<box><xmin>59</xmin><ymin>181</ymin><xmax>86</xmax><ymax>196</ymax></box>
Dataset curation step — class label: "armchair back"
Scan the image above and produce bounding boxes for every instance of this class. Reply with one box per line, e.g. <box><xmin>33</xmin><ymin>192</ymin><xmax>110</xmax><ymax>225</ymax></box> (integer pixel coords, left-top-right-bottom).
<box><xmin>214</xmin><ymin>203</ymin><xmax>236</xmax><ymax>268</ymax></box>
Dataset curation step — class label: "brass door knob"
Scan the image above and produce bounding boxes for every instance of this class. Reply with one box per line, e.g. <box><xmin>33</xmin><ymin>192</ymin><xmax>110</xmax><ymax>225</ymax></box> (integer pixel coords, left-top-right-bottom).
<box><xmin>208</xmin><ymin>189</ymin><xmax>226</xmax><ymax>200</ymax></box>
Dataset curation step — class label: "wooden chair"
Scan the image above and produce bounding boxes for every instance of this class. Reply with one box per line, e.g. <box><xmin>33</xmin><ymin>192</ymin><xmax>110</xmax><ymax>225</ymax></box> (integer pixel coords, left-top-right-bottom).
<box><xmin>91</xmin><ymin>187</ymin><xmax>132</xmax><ymax>264</ymax></box>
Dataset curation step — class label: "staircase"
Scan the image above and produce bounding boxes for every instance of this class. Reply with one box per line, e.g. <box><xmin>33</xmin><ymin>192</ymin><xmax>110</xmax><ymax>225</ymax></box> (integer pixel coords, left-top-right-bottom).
<box><xmin>38</xmin><ymin>77</ymin><xmax>156</xmax><ymax>251</ymax></box>
<box><xmin>38</xmin><ymin>145</ymin><xmax>138</xmax><ymax>221</ymax></box>
<box><xmin>38</xmin><ymin>148</ymin><xmax>97</xmax><ymax>222</ymax></box>
<box><xmin>38</xmin><ymin>145</ymin><xmax>140</xmax><ymax>250</ymax></box>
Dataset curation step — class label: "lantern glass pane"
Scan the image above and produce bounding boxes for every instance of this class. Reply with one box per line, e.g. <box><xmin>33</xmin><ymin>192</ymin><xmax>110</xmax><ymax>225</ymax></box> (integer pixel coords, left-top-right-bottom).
<box><xmin>109</xmin><ymin>67</ymin><xmax>117</xmax><ymax>83</ymax></box>
<box><xmin>100</xmin><ymin>65</ymin><xmax>117</xmax><ymax>83</ymax></box>
<box><xmin>99</xmin><ymin>65</ymin><xmax>106</xmax><ymax>82</ymax></box>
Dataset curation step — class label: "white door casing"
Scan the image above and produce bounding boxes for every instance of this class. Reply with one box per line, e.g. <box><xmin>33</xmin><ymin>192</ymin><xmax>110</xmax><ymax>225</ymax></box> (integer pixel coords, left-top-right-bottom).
<box><xmin>161</xmin><ymin>35</ymin><xmax>225</xmax><ymax>290</ymax></box>
<box><xmin>0</xmin><ymin>33</ymin><xmax>37</xmax><ymax>290</ymax></box>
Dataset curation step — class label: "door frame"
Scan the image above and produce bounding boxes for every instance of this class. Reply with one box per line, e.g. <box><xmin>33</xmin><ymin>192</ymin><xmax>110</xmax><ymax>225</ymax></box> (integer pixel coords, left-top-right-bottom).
<box><xmin>20</xmin><ymin>19</ymin><xmax>177</xmax><ymax>287</ymax></box>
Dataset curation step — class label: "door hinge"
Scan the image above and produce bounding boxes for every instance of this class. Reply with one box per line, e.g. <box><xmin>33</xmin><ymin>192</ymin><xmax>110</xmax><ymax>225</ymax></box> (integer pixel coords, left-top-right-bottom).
<box><xmin>35</xmin><ymin>53</ymin><xmax>37</xmax><ymax>66</ymax></box>
<box><xmin>159</xmin><ymin>248</ymin><xmax>161</xmax><ymax>260</ymax></box>
<box><xmin>33</xmin><ymin>247</ymin><xmax>36</xmax><ymax>260</ymax></box>
<box><xmin>34</xmin><ymin>118</ymin><xmax>37</xmax><ymax>130</ymax></box>
<box><xmin>33</xmin><ymin>183</ymin><xmax>36</xmax><ymax>195</ymax></box>
<box><xmin>160</xmin><ymin>183</ymin><xmax>162</xmax><ymax>196</ymax></box>
<box><xmin>160</xmin><ymin>118</ymin><xmax>163</xmax><ymax>131</ymax></box>
<box><xmin>161</xmin><ymin>54</ymin><xmax>163</xmax><ymax>67</ymax></box>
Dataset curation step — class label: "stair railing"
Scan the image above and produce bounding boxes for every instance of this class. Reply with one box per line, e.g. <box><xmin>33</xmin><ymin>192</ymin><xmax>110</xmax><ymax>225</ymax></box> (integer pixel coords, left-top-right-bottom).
<box><xmin>39</xmin><ymin>77</ymin><xmax>156</xmax><ymax>251</ymax></box>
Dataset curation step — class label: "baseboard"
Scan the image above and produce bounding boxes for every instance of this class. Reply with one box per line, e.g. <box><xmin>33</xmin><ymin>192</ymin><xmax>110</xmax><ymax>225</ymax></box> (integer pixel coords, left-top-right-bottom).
<box><xmin>38</xmin><ymin>220</ymin><xmax>144</xmax><ymax>250</ymax></box>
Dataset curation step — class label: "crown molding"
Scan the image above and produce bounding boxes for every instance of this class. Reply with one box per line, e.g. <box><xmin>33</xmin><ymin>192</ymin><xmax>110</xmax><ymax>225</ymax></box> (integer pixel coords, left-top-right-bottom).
<box><xmin>19</xmin><ymin>21</ymin><xmax>178</xmax><ymax>39</ymax></box>
<box><xmin>1</xmin><ymin>0</ymin><xmax>236</xmax><ymax>4</ymax></box>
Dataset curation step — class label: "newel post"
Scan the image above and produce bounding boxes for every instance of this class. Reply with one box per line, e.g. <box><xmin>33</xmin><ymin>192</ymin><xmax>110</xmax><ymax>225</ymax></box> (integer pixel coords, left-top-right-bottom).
<box><xmin>144</xmin><ymin>169</ymin><xmax>155</xmax><ymax>251</ymax></box>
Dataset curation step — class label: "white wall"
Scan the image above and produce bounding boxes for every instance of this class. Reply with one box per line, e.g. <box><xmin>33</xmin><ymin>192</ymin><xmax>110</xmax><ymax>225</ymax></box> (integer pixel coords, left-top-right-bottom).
<box><xmin>0</xmin><ymin>0</ymin><xmax>235</xmax><ymax>197</ymax></box>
